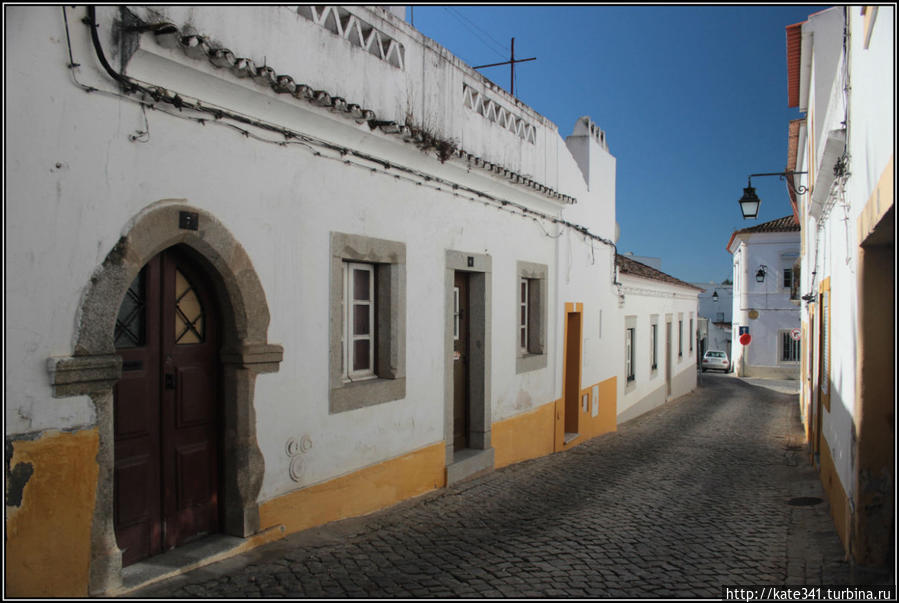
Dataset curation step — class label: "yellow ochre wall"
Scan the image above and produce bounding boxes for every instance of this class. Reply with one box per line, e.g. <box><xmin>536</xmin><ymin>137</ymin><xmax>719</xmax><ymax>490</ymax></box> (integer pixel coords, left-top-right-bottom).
<box><xmin>259</xmin><ymin>442</ymin><xmax>446</xmax><ymax>535</ymax></box>
<box><xmin>492</xmin><ymin>376</ymin><xmax>618</xmax><ymax>469</ymax></box>
<box><xmin>5</xmin><ymin>429</ymin><xmax>100</xmax><ymax>597</ymax></box>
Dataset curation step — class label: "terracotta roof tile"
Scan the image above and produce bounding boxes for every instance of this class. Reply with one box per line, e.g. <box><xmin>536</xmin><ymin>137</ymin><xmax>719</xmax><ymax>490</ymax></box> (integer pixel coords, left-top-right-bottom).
<box><xmin>735</xmin><ymin>215</ymin><xmax>799</xmax><ymax>234</ymax></box>
<box><xmin>616</xmin><ymin>255</ymin><xmax>704</xmax><ymax>291</ymax></box>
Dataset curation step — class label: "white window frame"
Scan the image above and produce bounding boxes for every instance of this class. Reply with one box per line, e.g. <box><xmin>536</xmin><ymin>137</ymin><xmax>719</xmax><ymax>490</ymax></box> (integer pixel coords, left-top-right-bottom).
<box><xmin>625</xmin><ymin>327</ymin><xmax>635</xmax><ymax>382</ymax></box>
<box><xmin>689</xmin><ymin>317</ymin><xmax>694</xmax><ymax>353</ymax></box>
<box><xmin>343</xmin><ymin>262</ymin><xmax>376</xmax><ymax>381</ymax></box>
<box><xmin>650</xmin><ymin>322</ymin><xmax>658</xmax><ymax>370</ymax></box>
<box><xmin>519</xmin><ymin>278</ymin><xmax>529</xmax><ymax>353</ymax></box>
<box><xmin>779</xmin><ymin>329</ymin><xmax>801</xmax><ymax>363</ymax></box>
<box><xmin>516</xmin><ymin>261</ymin><xmax>548</xmax><ymax>374</ymax></box>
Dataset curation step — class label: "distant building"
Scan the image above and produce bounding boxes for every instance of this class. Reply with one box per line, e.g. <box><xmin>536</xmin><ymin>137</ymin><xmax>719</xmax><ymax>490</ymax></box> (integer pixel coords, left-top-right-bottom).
<box><xmin>616</xmin><ymin>255</ymin><xmax>702</xmax><ymax>423</ymax></box>
<box><xmin>726</xmin><ymin>216</ymin><xmax>801</xmax><ymax>378</ymax></box>
<box><xmin>619</xmin><ymin>251</ymin><xmax>662</xmax><ymax>271</ymax></box>
<box><xmin>691</xmin><ymin>283</ymin><xmax>733</xmax><ymax>360</ymax></box>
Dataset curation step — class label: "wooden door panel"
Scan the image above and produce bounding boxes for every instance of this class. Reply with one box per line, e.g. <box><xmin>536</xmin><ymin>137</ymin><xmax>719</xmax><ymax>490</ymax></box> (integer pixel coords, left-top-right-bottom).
<box><xmin>114</xmin><ymin>373</ymin><xmax>154</xmax><ymax>439</ymax></box>
<box><xmin>453</xmin><ymin>272</ymin><xmax>469</xmax><ymax>451</ymax></box>
<box><xmin>114</xmin><ymin>247</ymin><xmax>221</xmax><ymax>565</ymax></box>
<box><xmin>175</xmin><ymin>442</ymin><xmax>213</xmax><ymax>509</ymax></box>
<box><xmin>175</xmin><ymin>365</ymin><xmax>216</xmax><ymax>427</ymax></box>
<box><xmin>114</xmin><ymin>455</ymin><xmax>153</xmax><ymax>526</ymax></box>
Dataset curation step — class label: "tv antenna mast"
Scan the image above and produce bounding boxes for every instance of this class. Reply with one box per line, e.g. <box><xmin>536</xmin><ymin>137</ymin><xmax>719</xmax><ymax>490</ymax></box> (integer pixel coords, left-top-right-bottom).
<box><xmin>473</xmin><ymin>38</ymin><xmax>536</xmax><ymax>97</ymax></box>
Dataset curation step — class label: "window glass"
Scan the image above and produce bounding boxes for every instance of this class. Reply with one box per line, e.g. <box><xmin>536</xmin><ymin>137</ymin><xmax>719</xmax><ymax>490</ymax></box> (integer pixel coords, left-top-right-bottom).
<box><xmin>175</xmin><ymin>269</ymin><xmax>204</xmax><ymax>344</ymax></box>
<box><xmin>115</xmin><ymin>271</ymin><xmax>146</xmax><ymax>348</ymax></box>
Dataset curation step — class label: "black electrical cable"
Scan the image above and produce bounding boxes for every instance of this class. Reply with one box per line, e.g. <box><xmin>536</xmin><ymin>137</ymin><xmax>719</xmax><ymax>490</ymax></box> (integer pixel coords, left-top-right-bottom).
<box><xmin>79</xmin><ymin>6</ymin><xmax>619</xmax><ymax>261</ymax></box>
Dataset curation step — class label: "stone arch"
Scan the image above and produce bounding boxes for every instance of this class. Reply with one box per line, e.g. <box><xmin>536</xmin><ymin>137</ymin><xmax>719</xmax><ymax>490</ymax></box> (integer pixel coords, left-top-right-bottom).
<box><xmin>49</xmin><ymin>199</ymin><xmax>282</xmax><ymax>594</ymax></box>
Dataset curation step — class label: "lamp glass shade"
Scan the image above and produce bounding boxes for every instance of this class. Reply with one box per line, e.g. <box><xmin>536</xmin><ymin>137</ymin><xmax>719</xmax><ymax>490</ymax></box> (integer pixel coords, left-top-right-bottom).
<box><xmin>712</xmin><ymin>291</ymin><xmax>719</xmax><ymax>302</ymax></box>
<box><xmin>739</xmin><ymin>186</ymin><xmax>760</xmax><ymax>219</ymax></box>
<box><xmin>756</xmin><ymin>269</ymin><xmax>766</xmax><ymax>282</ymax></box>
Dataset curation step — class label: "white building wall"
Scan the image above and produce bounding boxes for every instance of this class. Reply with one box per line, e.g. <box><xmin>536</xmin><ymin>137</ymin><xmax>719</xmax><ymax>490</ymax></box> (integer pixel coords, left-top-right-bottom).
<box><xmin>796</xmin><ymin>5</ymin><xmax>895</xmax><ymax>509</ymax></box>
<box><xmin>616</xmin><ymin>276</ymin><xmax>699</xmax><ymax>423</ymax></box>
<box><xmin>729</xmin><ymin>232</ymin><xmax>800</xmax><ymax>378</ymax></box>
<box><xmin>5</xmin><ymin>6</ymin><xmax>617</xmax><ymax>506</ymax></box>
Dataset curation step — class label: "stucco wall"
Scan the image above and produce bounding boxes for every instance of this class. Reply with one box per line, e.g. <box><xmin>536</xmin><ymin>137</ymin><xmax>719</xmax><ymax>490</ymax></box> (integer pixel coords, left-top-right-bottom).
<box><xmin>5</xmin><ymin>5</ymin><xmax>628</xmax><ymax>594</ymax></box>
<box><xmin>617</xmin><ymin>275</ymin><xmax>700</xmax><ymax>421</ymax></box>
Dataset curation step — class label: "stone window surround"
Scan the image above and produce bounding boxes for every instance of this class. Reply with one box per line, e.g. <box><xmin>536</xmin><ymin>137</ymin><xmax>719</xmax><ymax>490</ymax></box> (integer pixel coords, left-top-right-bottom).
<box><xmin>625</xmin><ymin>315</ymin><xmax>637</xmax><ymax>392</ymax></box>
<box><xmin>444</xmin><ymin>250</ymin><xmax>493</xmax><ymax>484</ymax></box>
<box><xmin>329</xmin><ymin>232</ymin><xmax>406</xmax><ymax>414</ymax></box>
<box><xmin>46</xmin><ymin>200</ymin><xmax>283</xmax><ymax>595</ymax></box>
<box><xmin>516</xmin><ymin>261</ymin><xmax>548</xmax><ymax>374</ymax></box>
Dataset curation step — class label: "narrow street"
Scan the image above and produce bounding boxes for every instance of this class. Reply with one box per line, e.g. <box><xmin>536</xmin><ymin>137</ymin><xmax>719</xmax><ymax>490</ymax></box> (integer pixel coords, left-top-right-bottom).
<box><xmin>133</xmin><ymin>375</ymin><xmax>850</xmax><ymax>598</ymax></box>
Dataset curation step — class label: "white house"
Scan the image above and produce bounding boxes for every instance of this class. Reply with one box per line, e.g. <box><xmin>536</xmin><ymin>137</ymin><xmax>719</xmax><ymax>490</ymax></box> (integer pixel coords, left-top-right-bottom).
<box><xmin>616</xmin><ymin>255</ymin><xmax>701</xmax><ymax>423</ymax></box>
<box><xmin>4</xmin><ymin>6</ymin><xmax>696</xmax><ymax>596</ymax></box>
<box><xmin>726</xmin><ymin>216</ymin><xmax>801</xmax><ymax>379</ymax></box>
<box><xmin>692</xmin><ymin>282</ymin><xmax>733</xmax><ymax>360</ymax></box>
<box><xmin>786</xmin><ymin>5</ymin><xmax>894</xmax><ymax>573</ymax></box>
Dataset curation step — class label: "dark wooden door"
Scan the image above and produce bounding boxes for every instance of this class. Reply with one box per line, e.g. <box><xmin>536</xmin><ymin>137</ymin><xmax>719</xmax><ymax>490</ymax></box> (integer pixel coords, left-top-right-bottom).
<box><xmin>564</xmin><ymin>312</ymin><xmax>581</xmax><ymax>435</ymax></box>
<box><xmin>453</xmin><ymin>271</ymin><xmax>469</xmax><ymax>451</ymax></box>
<box><xmin>114</xmin><ymin>247</ymin><xmax>220</xmax><ymax>567</ymax></box>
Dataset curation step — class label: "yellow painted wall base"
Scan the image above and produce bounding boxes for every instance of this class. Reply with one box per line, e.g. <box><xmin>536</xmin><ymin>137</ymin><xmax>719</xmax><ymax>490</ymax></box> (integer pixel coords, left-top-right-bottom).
<box><xmin>5</xmin><ymin>429</ymin><xmax>99</xmax><ymax>597</ymax></box>
<box><xmin>555</xmin><ymin>376</ymin><xmax>618</xmax><ymax>452</ymax></box>
<box><xmin>493</xmin><ymin>402</ymin><xmax>555</xmax><ymax>469</ymax></box>
<box><xmin>259</xmin><ymin>442</ymin><xmax>446</xmax><ymax>536</ymax></box>
<box><xmin>819</xmin><ymin>433</ymin><xmax>851</xmax><ymax>555</ymax></box>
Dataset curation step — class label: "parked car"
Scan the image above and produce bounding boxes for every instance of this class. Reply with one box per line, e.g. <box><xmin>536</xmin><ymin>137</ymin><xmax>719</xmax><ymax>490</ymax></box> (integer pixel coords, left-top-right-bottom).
<box><xmin>702</xmin><ymin>350</ymin><xmax>730</xmax><ymax>372</ymax></box>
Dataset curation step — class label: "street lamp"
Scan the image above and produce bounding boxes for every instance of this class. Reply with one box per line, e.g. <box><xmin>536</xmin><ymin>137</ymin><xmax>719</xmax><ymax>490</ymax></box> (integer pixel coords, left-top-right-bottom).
<box><xmin>738</xmin><ymin>171</ymin><xmax>808</xmax><ymax>219</ymax></box>
<box><xmin>739</xmin><ymin>182</ymin><xmax>761</xmax><ymax>219</ymax></box>
<box><xmin>756</xmin><ymin>265</ymin><xmax>768</xmax><ymax>283</ymax></box>
<box><xmin>712</xmin><ymin>290</ymin><xmax>719</xmax><ymax>302</ymax></box>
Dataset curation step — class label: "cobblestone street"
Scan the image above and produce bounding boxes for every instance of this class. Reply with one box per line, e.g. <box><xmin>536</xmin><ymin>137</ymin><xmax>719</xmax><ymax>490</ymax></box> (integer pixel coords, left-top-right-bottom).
<box><xmin>134</xmin><ymin>375</ymin><xmax>855</xmax><ymax>598</ymax></box>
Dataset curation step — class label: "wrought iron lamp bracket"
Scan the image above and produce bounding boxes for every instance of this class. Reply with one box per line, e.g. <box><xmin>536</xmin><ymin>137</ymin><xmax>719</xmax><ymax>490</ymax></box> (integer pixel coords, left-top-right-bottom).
<box><xmin>747</xmin><ymin>171</ymin><xmax>808</xmax><ymax>196</ymax></box>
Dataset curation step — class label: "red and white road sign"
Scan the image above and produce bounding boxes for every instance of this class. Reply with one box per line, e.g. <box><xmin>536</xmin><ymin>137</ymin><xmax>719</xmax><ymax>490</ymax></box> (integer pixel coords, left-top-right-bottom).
<box><xmin>790</xmin><ymin>328</ymin><xmax>801</xmax><ymax>341</ymax></box>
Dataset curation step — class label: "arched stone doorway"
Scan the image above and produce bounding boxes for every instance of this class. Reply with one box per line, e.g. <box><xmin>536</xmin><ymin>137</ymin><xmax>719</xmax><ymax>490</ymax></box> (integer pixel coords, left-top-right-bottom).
<box><xmin>47</xmin><ymin>200</ymin><xmax>282</xmax><ymax>594</ymax></box>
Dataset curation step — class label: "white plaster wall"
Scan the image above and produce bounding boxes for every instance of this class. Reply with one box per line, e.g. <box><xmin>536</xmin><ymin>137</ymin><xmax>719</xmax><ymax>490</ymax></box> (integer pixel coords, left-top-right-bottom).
<box><xmin>7</xmin><ymin>7</ymin><xmax>624</xmax><ymax>504</ymax></box>
<box><xmin>617</xmin><ymin>276</ymin><xmax>700</xmax><ymax>420</ymax></box>
<box><xmin>795</xmin><ymin>6</ymin><xmax>894</xmax><ymax>500</ymax></box>
<box><xmin>729</xmin><ymin>233</ymin><xmax>800</xmax><ymax>375</ymax></box>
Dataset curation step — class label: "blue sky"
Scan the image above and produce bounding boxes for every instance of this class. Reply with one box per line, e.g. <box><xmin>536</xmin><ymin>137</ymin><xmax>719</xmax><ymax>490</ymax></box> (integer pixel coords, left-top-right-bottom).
<box><xmin>408</xmin><ymin>5</ymin><xmax>825</xmax><ymax>284</ymax></box>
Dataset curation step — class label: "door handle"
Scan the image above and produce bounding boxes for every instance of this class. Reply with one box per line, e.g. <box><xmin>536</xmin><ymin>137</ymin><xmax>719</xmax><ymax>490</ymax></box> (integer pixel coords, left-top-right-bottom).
<box><xmin>165</xmin><ymin>373</ymin><xmax>176</xmax><ymax>390</ymax></box>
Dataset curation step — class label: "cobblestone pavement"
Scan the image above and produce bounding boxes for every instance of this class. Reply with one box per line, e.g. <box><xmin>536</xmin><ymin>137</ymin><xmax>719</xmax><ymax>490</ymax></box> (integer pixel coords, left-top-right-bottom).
<box><xmin>133</xmin><ymin>375</ymin><xmax>862</xmax><ymax>598</ymax></box>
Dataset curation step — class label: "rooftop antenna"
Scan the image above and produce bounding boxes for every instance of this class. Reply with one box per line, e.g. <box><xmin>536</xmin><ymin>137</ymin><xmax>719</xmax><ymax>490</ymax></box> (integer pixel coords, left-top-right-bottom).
<box><xmin>473</xmin><ymin>38</ymin><xmax>536</xmax><ymax>97</ymax></box>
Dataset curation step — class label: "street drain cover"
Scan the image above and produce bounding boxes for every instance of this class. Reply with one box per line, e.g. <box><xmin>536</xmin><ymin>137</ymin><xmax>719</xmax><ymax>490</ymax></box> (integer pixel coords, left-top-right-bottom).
<box><xmin>788</xmin><ymin>496</ymin><xmax>823</xmax><ymax>506</ymax></box>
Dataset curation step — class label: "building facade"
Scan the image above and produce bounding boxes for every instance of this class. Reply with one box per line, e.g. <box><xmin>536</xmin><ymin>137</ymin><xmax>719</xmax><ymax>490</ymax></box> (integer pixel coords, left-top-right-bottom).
<box><xmin>5</xmin><ymin>6</ymin><xmax>697</xmax><ymax>595</ymax></box>
<box><xmin>786</xmin><ymin>6</ymin><xmax>894</xmax><ymax>572</ymax></box>
<box><xmin>727</xmin><ymin>217</ymin><xmax>802</xmax><ymax>379</ymax></box>
<box><xmin>692</xmin><ymin>283</ymin><xmax>733</xmax><ymax>361</ymax></box>
<box><xmin>616</xmin><ymin>256</ymin><xmax>702</xmax><ymax>423</ymax></box>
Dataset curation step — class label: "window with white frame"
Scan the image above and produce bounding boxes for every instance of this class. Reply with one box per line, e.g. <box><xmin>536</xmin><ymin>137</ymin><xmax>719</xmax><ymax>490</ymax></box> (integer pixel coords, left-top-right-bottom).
<box><xmin>625</xmin><ymin>327</ymin><xmax>635</xmax><ymax>382</ymax></box>
<box><xmin>780</xmin><ymin>330</ymin><xmax>800</xmax><ymax>362</ymax></box>
<box><xmin>519</xmin><ymin>278</ymin><xmax>529</xmax><ymax>353</ymax></box>
<box><xmin>689</xmin><ymin>317</ymin><xmax>694</xmax><ymax>352</ymax></box>
<box><xmin>343</xmin><ymin>262</ymin><xmax>376</xmax><ymax>380</ymax></box>
<box><xmin>783</xmin><ymin>267</ymin><xmax>794</xmax><ymax>290</ymax></box>
<box><xmin>330</xmin><ymin>232</ymin><xmax>406</xmax><ymax>413</ymax></box>
<box><xmin>678</xmin><ymin>318</ymin><xmax>683</xmax><ymax>358</ymax></box>
<box><xmin>516</xmin><ymin>261</ymin><xmax>548</xmax><ymax>373</ymax></box>
<box><xmin>650</xmin><ymin>320</ymin><xmax>658</xmax><ymax>370</ymax></box>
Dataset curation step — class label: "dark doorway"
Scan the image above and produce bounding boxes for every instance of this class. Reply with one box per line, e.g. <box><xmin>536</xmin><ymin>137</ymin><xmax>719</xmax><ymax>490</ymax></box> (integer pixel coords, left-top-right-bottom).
<box><xmin>563</xmin><ymin>310</ymin><xmax>582</xmax><ymax>437</ymax></box>
<box><xmin>452</xmin><ymin>271</ymin><xmax>470</xmax><ymax>451</ymax></box>
<box><xmin>113</xmin><ymin>246</ymin><xmax>221</xmax><ymax>566</ymax></box>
